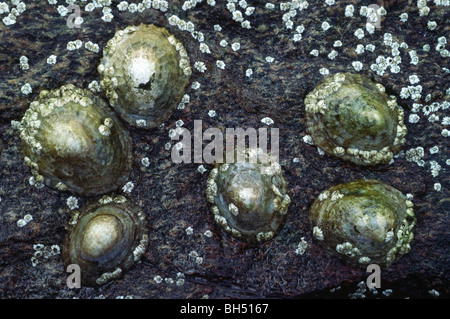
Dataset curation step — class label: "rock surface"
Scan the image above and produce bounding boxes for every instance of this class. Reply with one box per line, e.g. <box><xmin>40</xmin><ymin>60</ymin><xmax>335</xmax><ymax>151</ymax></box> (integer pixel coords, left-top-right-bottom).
<box><xmin>0</xmin><ymin>0</ymin><xmax>448</xmax><ymax>299</ymax></box>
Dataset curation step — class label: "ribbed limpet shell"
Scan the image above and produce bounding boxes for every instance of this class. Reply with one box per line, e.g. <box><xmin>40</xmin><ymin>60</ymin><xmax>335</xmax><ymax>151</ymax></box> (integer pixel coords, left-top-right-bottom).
<box><xmin>206</xmin><ymin>148</ymin><xmax>291</xmax><ymax>244</ymax></box>
<box><xmin>304</xmin><ymin>73</ymin><xmax>407</xmax><ymax>165</ymax></box>
<box><xmin>62</xmin><ymin>195</ymin><xmax>149</xmax><ymax>286</ymax></box>
<box><xmin>309</xmin><ymin>179</ymin><xmax>415</xmax><ymax>268</ymax></box>
<box><xmin>98</xmin><ymin>23</ymin><xmax>192</xmax><ymax>129</ymax></box>
<box><xmin>16</xmin><ymin>84</ymin><xmax>133</xmax><ymax>196</ymax></box>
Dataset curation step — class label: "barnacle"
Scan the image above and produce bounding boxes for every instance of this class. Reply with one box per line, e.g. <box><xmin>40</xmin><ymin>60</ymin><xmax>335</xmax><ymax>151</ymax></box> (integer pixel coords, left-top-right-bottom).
<box><xmin>16</xmin><ymin>84</ymin><xmax>133</xmax><ymax>196</ymax></box>
<box><xmin>206</xmin><ymin>148</ymin><xmax>290</xmax><ymax>244</ymax></box>
<box><xmin>304</xmin><ymin>73</ymin><xmax>407</xmax><ymax>165</ymax></box>
<box><xmin>98</xmin><ymin>23</ymin><xmax>192</xmax><ymax>129</ymax></box>
<box><xmin>309</xmin><ymin>179</ymin><xmax>415</xmax><ymax>268</ymax></box>
<box><xmin>62</xmin><ymin>195</ymin><xmax>149</xmax><ymax>286</ymax></box>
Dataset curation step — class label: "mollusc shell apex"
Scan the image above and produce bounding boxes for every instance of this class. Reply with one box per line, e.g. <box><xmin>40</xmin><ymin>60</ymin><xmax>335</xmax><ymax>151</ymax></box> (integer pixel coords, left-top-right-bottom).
<box><xmin>98</xmin><ymin>24</ymin><xmax>192</xmax><ymax>129</ymax></box>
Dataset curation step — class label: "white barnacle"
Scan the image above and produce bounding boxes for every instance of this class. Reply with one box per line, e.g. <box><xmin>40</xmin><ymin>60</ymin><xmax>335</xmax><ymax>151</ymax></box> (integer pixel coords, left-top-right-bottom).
<box><xmin>194</xmin><ymin>61</ymin><xmax>207</xmax><ymax>73</ymax></box>
<box><xmin>352</xmin><ymin>61</ymin><xmax>363</xmax><ymax>72</ymax></box>
<box><xmin>197</xmin><ymin>165</ymin><xmax>207</xmax><ymax>174</ymax></box>
<box><xmin>219</xmin><ymin>39</ymin><xmax>228</xmax><ymax>47</ymax></box>
<box><xmin>175</xmin><ymin>119</ymin><xmax>184</xmax><ymax>127</ymax></box>
<box><xmin>141</xmin><ymin>157</ymin><xmax>150</xmax><ymax>167</ymax></box>
<box><xmin>31</xmin><ymin>256</ymin><xmax>39</xmax><ymax>267</ymax></box>
<box><xmin>345</xmin><ymin>4</ymin><xmax>354</xmax><ymax>17</ymax></box>
<box><xmin>385</xmin><ymin>230</ymin><xmax>394</xmax><ymax>242</ymax></box>
<box><xmin>191</xmin><ymin>81</ymin><xmax>201</xmax><ymax>90</ymax></box>
<box><xmin>66</xmin><ymin>41</ymin><xmax>77</xmax><ymax>51</ymax></box>
<box><xmin>228</xmin><ymin>203</ymin><xmax>239</xmax><ymax>216</ymax></box>
<box><xmin>117</xmin><ymin>1</ymin><xmax>129</xmax><ymax>11</ymax></box>
<box><xmin>102</xmin><ymin>13</ymin><xmax>114</xmax><ymax>22</ymax></box>
<box><xmin>103</xmin><ymin>118</ymin><xmax>113</xmax><ymax>128</ymax></box>
<box><xmin>0</xmin><ymin>2</ymin><xmax>9</xmax><ymax>14</ymax></box>
<box><xmin>19</xmin><ymin>55</ymin><xmax>29</xmax><ymax>70</ymax></box>
<box><xmin>319</xmin><ymin>67</ymin><xmax>329</xmax><ymax>75</ymax></box>
<box><xmin>429</xmin><ymin>146</ymin><xmax>439</xmax><ymax>154</ymax></box>
<box><xmin>333</xmin><ymin>146</ymin><xmax>345</xmax><ymax>156</ymax></box>
<box><xmin>317</xmin><ymin>190</ymin><xmax>329</xmax><ymax>201</ymax></box>
<box><xmin>327</xmin><ymin>50</ymin><xmax>338</xmax><ymax>60</ymax></box>
<box><xmin>310</xmin><ymin>49</ymin><xmax>319</xmax><ymax>56</ymax></box>
<box><xmin>98</xmin><ymin>124</ymin><xmax>111</xmax><ymax>136</ymax></box>
<box><xmin>261</xmin><ymin>117</ymin><xmax>274</xmax><ymax>125</ymax></box>
<box><xmin>358</xmin><ymin>256</ymin><xmax>371</xmax><ymax>264</ymax></box>
<box><xmin>21</xmin><ymin>83</ymin><xmax>32</xmax><ymax>95</ymax></box>
<box><xmin>17</xmin><ymin>219</ymin><xmax>27</xmax><ymax>227</ymax></box>
<box><xmin>168</xmin><ymin>15</ymin><xmax>180</xmax><ymax>26</ymax></box>
<box><xmin>427</xmin><ymin>21</ymin><xmax>437</xmax><ymax>31</ymax></box>
<box><xmin>354</xmin><ymin>28</ymin><xmax>365</xmax><ymax>39</ymax></box>
<box><xmin>241</xmin><ymin>20</ymin><xmax>251</xmax><ymax>29</ymax></box>
<box><xmin>57</xmin><ymin>5</ymin><xmax>68</xmax><ymax>16</ymax></box>
<box><xmin>330</xmin><ymin>190</ymin><xmax>344</xmax><ymax>201</ymax></box>
<box><xmin>295</xmin><ymin>237</ymin><xmax>309</xmax><ymax>255</ymax></box>
<box><xmin>321</xmin><ymin>21</ymin><xmax>331</xmax><ymax>31</ymax></box>
<box><xmin>313</xmin><ymin>226</ymin><xmax>324</xmax><ymax>240</ymax></box>
<box><xmin>153</xmin><ymin>275</ymin><xmax>163</xmax><ymax>284</ymax></box>
<box><xmin>355</xmin><ymin>44</ymin><xmax>365</xmax><ymax>54</ymax></box>
<box><xmin>409</xmin><ymin>114</ymin><xmax>420</xmax><ymax>124</ymax></box>
<box><xmin>66</xmin><ymin>196</ymin><xmax>79</xmax><ymax>210</ymax></box>
<box><xmin>46</xmin><ymin>55</ymin><xmax>57</xmax><ymax>65</ymax></box>
<box><xmin>409</xmin><ymin>75</ymin><xmax>420</xmax><ymax>84</ymax></box>
<box><xmin>185</xmin><ymin>226</ymin><xmax>194</xmax><ymax>235</ymax></box>
<box><xmin>293</xmin><ymin>33</ymin><xmax>302</xmax><ymax>42</ymax></box>
<box><xmin>302</xmin><ymin>135</ymin><xmax>314</xmax><ymax>145</ymax></box>
<box><xmin>122</xmin><ymin>181</ymin><xmax>134</xmax><ymax>193</ymax></box>
<box><xmin>399</xmin><ymin>12</ymin><xmax>408</xmax><ymax>22</ymax></box>
<box><xmin>23</xmin><ymin>214</ymin><xmax>33</xmax><ymax>223</ymax></box>
<box><xmin>199</xmin><ymin>43</ymin><xmax>211</xmax><ymax>54</ymax></box>
<box><xmin>204</xmin><ymin>230</ymin><xmax>213</xmax><ymax>237</ymax></box>
<box><xmin>216</xmin><ymin>60</ymin><xmax>226</xmax><ymax>70</ymax></box>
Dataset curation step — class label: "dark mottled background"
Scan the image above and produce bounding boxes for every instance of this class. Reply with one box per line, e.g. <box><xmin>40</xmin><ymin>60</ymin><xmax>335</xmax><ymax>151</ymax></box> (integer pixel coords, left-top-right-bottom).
<box><xmin>0</xmin><ymin>0</ymin><xmax>448</xmax><ymax>299</ymax></box>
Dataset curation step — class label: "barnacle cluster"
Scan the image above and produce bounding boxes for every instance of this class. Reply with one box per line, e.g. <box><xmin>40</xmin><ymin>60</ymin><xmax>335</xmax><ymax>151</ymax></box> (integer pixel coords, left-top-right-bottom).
<box><xmin>62</xmin><ymin>195</ymin><xmax>149</xmax><ymax>286</ymax></box>
<box><xmin>309</xmin><ymin>179</ymin><xmax>415</xmax><ymax>268</ymax></box>
<box><xmin>16</xmin><ymin>84</ymin><xmax>133</xmax><ymax>197</ymax></box>
<box><xmin>98</xmin><ymin>24</ymin><xmax>192</xmax><ymax>129</ymax></box>
<box><xmin>206</xmin><ymin>148</ymin><xmax>290</xmax><ymax>244</ymax></box>
<box><xmin>304</xmin><ymin>73</ymin><xmax>407</xmax><ymax>166</ymax></box>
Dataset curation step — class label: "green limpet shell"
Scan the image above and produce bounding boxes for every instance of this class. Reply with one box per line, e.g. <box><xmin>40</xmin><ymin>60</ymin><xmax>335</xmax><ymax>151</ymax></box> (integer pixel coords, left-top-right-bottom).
<box><xmin>206</xmin><ymin>148</ymin><xmax>291</xmax><ymax>244</ymax></box>
<box><xmin>304</xmin><ymin>73</ymin><xmax>407</xmax><ymax>165</ymax></box>
<box><xmin>16</xmin><ymin>84</ymin><xmax>133</xmax><ymax>196</ymax></box>
<box><xmin>309</xmin><ymin>179</ymin><xmax>415</xmax><ymax>269</ymax></box>
<box><xmin>98</xmin><ymin>23</ymin><xmax>192</xmax><ymax>129</ymax></box>
<box><xmin>62</xmin><ymin>195</ymin><xmax>149</xmax><ymax>286</ymax></box>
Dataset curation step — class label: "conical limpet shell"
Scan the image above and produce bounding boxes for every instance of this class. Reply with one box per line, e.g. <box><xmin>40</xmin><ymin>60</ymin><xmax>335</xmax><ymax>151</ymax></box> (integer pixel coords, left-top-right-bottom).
<box><xmin>98</xmin><ymin>24</ymin><xmax>192</xmax><ymax>129</ymax></box>
<box><xmin>62</xmin><ymin>195</ymin><xmax>149</xmax><ymax>286</ymax></box>
<box><xmin>16</xmin><ymin>84</ymin><xmax>133</xmax><ymax>196</ymax></box>
<box><xmin>304</xmin><ymin>73</ymin><xmax>407</xmax><ymax>166</ymax></box>
<box><xmin>309</xmin><ymin>179</ymin><xmax>415</xmax><ymax>268</ymax></box>
<box><xmin>206</xmin><ymin>148</ymin><xmax>291</xmax><ymax>244</ymax></box>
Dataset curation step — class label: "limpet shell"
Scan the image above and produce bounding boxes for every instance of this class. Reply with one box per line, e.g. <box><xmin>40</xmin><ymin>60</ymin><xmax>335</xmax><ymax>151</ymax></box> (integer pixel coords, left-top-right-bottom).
<box><xmin>98</xmin><ymin>23</ymin><xmax>192</xmax><ymax>129</ymax></box>
<box><xmin>304</xmin><ymin>73</ymin><xmax>407</xmax><ymax>165</ymax></box>
<box><xmin>62</xmin><ymin>195</ymin><xmax>149</xmax><ymax>286</ymax></box>
<box><xmin>16</xmin><ymin>84</ymin><xmax>133</xmax><ymax>196</ymax></box>
<box><xmin>206</xmin><ymin>148</ymin><xmax>291</xmax><ymax>244</ymax></box>
<box><xmin>309</xmin><ymin>179</ymin><xmax>415</xmax><ymax>268</ymax></box>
